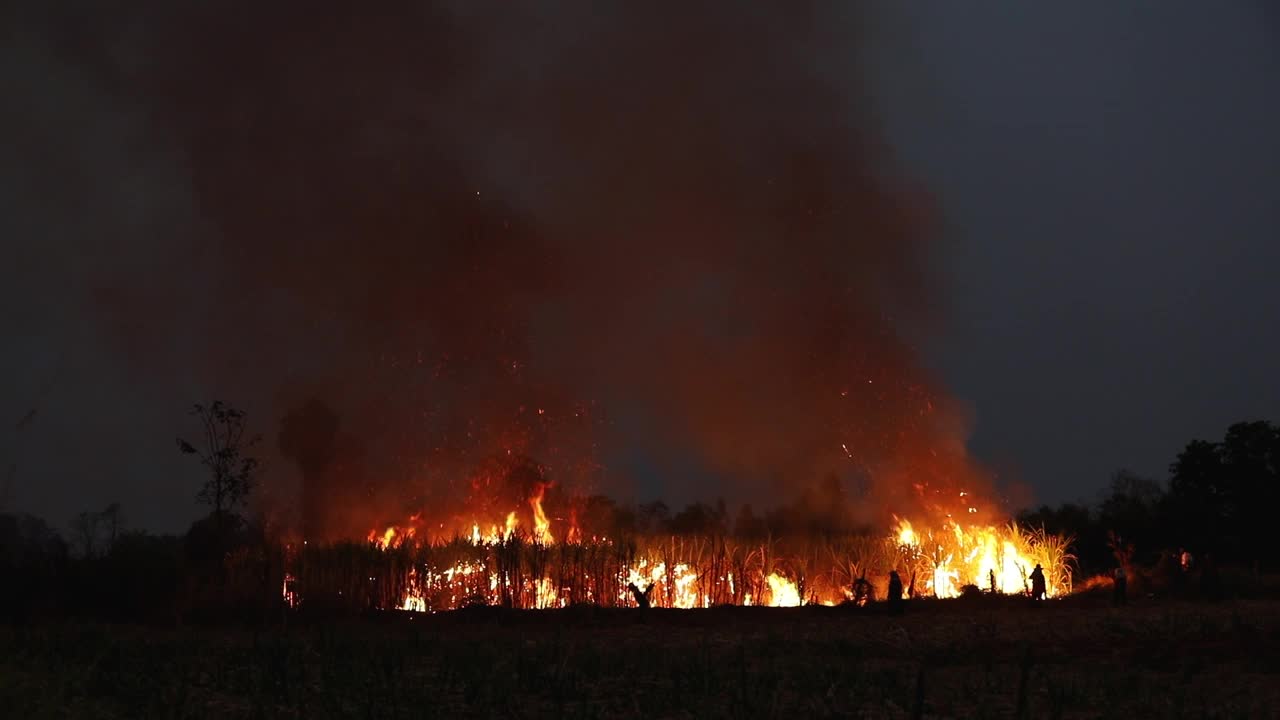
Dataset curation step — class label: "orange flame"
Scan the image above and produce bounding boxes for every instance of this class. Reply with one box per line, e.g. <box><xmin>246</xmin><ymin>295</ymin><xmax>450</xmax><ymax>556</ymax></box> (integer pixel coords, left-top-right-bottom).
<box><xmin>893</xmin><ymin>516</ymin><xmax>1064</xmax><ymax>598</ymax></box>
<box><xmin>333</xmin><ymin>491</ymin><xmax>1070</xmax><ymax>613</ymax></box>
<box><xmin>530</xmin><ymin>483</ymin><xmax>553</xmax><ymax>544</ymax></box>
<box><xmin>765</xmin><ymin>573</ymin><xmax>801</xmax><ymax>607</ymax></box>
<box><xmin>368</xmin><ymin>523</ymin><xmax>416</xmax><ymax>550</ymax></box>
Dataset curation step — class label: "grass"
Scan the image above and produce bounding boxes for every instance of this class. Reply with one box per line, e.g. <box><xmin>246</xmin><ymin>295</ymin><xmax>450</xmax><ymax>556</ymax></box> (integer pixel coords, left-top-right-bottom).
<box><xmin>3</xmin><ymin>598</ymin><xmax>1278</xmax><ymax>719</ymax></box>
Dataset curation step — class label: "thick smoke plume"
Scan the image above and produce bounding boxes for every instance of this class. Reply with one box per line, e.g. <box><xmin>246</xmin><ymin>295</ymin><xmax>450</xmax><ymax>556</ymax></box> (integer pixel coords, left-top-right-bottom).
<box><xmin>41</xmin><ymin>2</ymin><xmax>995</xmax><ymax>536</ymax></box>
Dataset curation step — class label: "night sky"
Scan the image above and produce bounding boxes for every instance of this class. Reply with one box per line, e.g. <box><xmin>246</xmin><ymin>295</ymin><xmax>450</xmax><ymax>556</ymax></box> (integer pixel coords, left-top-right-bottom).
<box><xmin>3</xmin><ymin>2</ymin><xmax>1278</xmax><ymax>533</ymax></box>
<box><xmin>872</xmin><ymin>2</ymin><xmax>1280</xmax><ymax>505</ymax></box>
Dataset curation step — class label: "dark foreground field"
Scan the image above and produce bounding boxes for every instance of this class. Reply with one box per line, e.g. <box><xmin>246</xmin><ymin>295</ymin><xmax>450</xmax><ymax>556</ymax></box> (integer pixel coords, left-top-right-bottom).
<box><xmin>3</xmin><ymin>597</ymin><xmax>1279</xmax><ymax>719</ymax></box>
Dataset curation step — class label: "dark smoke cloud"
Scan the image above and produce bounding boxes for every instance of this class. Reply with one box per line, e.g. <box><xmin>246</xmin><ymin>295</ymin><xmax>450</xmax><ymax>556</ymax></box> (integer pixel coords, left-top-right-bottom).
<box><xmin>14</xmin><ymin>2</ymin><xmax>996</xmax><ymax>533</ymax></box>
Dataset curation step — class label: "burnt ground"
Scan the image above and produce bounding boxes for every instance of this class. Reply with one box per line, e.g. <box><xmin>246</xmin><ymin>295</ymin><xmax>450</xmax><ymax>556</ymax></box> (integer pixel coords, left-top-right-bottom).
<box><xmin>2</xmin><ymin>596</ymin><xmax>1279</xmax><ymax>719</ymax></box>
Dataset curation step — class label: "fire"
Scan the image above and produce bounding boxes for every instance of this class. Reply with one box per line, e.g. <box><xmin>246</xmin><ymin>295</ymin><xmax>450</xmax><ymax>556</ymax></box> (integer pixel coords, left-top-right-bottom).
<box><xmin>566</xmin><ymin>507</ymin><xmax>583</xmax><ymax>544</ymax></box>
<box><xmin>469</xmin><ymin>512</ymin><xmax>521</xmax><ymax>545</ymax></box>
<box><xmin>896</xmin><ymin>520</ymin><xmax>917</xmax><ymax>547</ymax></box>
<box><xmin>535</xmin><ymin>577</ymin><xmax>560</xmax><ymax>609</ymax></box>
<box><xmin>368</xmin><ymin>523</ymin><xmax>415</xmax><ymax>550</ymax></box>
<box><xmin>281</xmin><ymin>573</ymin><xmax>297</xmax><ymax>608</ymax></box>
<box><xmin>366</xmin><ymin>513</ymin><xmax>424</xmax><ymax>549</ymax></box>
<box><xmin>624</xmin><ymin>561</ymin><xmax>703</xmax><ymax>608</ymax></box>
<box><xmin>893</xmin><ymin>516</ymin><xmax>1067</xmax><ymax>598</ymax></box>
<box><xmin>304</xmin><ymin>492</ymin><xmax>1072</xmax><ymax>612</ymax></box>
<box><xmin>765</xmin><ymin>573</ymin><xmax>801</xmax><ymax>607</ymax></box>
<box><xmin>401</xmin><ymin>568</ymin><xmax>426</xmax><ymax>612</ymax></box>
<box><xmin>530</xmin><ymin>483</ymin><xmax>553</xmax><ymax>544</ymax></box>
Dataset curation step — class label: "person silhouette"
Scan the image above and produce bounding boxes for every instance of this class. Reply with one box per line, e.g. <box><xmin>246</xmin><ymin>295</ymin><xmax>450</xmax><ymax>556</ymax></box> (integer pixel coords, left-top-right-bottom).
<box><xmin>1029</xmin><ymin>564</ymin><xmax>1047</xmax><ymax>601</ymax></box>
<box><xmin>855</xmin><ymin>571</ymin><xmax>875</xmax><ymax>604</ymax></box>
<box><xmin>627</xmin><ymin>581</ymin><xmax>654</xmax><ymax>608</ymax></box>
<box><xmin>1112</xmin><ymin>566</ymin><xmax>1127</xmax><ymax>606</ymax></box>
<box><xmin>887</xmin><ymin>571</ymin><xmax>905</xmax><ymax>615</ymax></box>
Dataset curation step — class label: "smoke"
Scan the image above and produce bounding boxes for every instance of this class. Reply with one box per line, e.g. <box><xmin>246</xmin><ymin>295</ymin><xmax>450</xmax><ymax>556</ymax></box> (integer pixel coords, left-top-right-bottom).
<box><xmin>26</xmin><ymin>2</ymin><xmax>995</xmax><ymax>533</ymax></box>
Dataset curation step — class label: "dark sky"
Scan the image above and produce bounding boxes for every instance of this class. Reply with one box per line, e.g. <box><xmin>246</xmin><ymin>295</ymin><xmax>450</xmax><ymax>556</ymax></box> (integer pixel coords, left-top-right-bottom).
<box><xmin>3</xmin><ymin>2</ymin><xmax>1278</xmax><ymax>533</ymax></box>
<box><xmin>869</xmin><ymin>2</ymin><xmax>1280</xmax><ymax>505</ymax></box>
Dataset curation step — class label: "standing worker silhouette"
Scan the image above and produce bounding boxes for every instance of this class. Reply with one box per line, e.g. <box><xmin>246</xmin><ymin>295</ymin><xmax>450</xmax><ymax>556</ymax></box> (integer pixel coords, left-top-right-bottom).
<box><xmin>1112</xmin><ymin>566</ymin><xmax>1127</xmax><ymax>606</ymax></box>
<box><xmin>887</xmin><ymin>570</ymin><xmax>905</xmax><ymax>615</ymax></box>
<box><xmin>852</xmin><ymin>572</ymin><xmax>874</xmax><ymax>607</ymax></box>
<box><xmin>1029</xmin><ymin>564</ymin><xmax>1047</xmax><ymax>601</ymax></box>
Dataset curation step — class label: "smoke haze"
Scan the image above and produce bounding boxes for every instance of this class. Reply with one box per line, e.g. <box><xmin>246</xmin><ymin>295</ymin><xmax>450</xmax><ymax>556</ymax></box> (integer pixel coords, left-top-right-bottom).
<box><xmin>4</xmin><ymin>2</ymin><xmax>993</xmax><ymax>534</ymax></box>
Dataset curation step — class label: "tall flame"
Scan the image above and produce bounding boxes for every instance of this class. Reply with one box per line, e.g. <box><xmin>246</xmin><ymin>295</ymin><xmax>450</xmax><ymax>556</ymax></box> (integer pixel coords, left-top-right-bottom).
<box><xmin>765</xmin><ymin>573</ymin><xmax>801</xmax><ymax>607</ymax></box>
<box><xmin>530</xmin><ymin>483</ymin><xmax>553</xmax><ymax>544</ymax></box>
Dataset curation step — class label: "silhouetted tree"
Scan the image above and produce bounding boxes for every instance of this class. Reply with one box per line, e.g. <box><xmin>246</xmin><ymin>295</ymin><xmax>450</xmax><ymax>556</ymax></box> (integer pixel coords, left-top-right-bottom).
<box><xmin>734</xmin><ymin>503</ymin><xmax>768</xmax><ymax>539</ymax></box>
<box><xmin>1014</xmin><ymin>420</ymin><xmax>1280</xmax><ymax>579</ymax></box>
<box><xmin>184</xmin><ymin>511</ymin><xmax>246</xmax><ymax>574</ymax></box>
<box><xmin>68</xmin><ymin>503</ymin><xmax>122</xmax><ymax>559</ymax></box>
<box><xmin>0</xmin><ymin>513</ymin><xmax>68</xmax><ymax>621</ymax></box>
<box><xmin>578</xmin><ymin>494</ymin><xmax>627</xmax><ymax>538</ymax></box>
<box><xmin>503</xmin><ymin>456</ymin><xmax>550</xmax><ymax>500</ymax></box>
<box><xmin>611</xmin><ymin>503</ymin><xmax>638</xmax><ymax>537</ymax></box>
<box><xmin>1019</xmin><ymin>502</ymin><xmax>1107</xmax><ymax>573</ymax></box>
<box><xmin>1168</xmin><ymin>421</ymin><xmax>1280</xmax><ymax>568</ymax></box>
<box><xmin>669</xmin><ymin>502</ymin><xmax>727</xmax><ymax>535</ymax></box>
<box><xmin>1097</xmin><ymin>470</ymin><xmax>1164</xmax><ymax>559</ymax></box>
<box><xmin>102</xmin><ymin>530</ymin><xmax>183</xmax><ymax>621</ymax></box>
<box><xmin>70</xmin><ymin>510</ymin><xmax>101</xmax><ymax>559</ymax></box>
<box><xmin>278</xmin><ymin>398</ymin><xmax>339</xmax><ymax>541</ymax></box>
<box><xmin>1219</xmin><ymin>421</ymin><xmax>1280</xmax><ymax>568</ymax></box>
<box><xmin>0</xmin><ymin>463</ymin><xmax>13</xmax><ymax>514</ymax></box>
<box><xmin>636</xmin><ymin>501</ymin><xmax>671</xmax><ymax>535</ymax></box>
<box><xmin>177</xmin><ymin>401</ymin><xmax>259</xmax><ymax>522</ymax></box>
<box><xmin>1166</xmin><ymin>438</ymin><xmax>1227</xmax><ymax>554</ymax></box>
<box><xmin>103</xmin><ymin>502</ymin><xmax>121</xmax><ymax>547</ymax></box>
<box><xmin>814</xmin><ymin>473</ymin><xmax>851</xmax><ymax>535</ymax></box>
<box><xmin>0</xmin><ymin>512</ymin><xmax>67</xmax><ymax>567</ymax></box>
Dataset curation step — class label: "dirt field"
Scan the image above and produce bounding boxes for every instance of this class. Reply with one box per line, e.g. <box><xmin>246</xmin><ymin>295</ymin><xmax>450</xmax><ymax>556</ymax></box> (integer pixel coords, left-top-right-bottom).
<box><xmin>3</xmin><ymin>596</ymin><xmax>1278</xmax><ymax>719</ymax></box>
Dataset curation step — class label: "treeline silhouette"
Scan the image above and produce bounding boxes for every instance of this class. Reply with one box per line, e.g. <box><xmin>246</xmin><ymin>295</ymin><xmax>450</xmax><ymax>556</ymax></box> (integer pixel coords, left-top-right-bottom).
<box><xmin>1020</xmin><ymin>420</ymin><xmax>1280</xmax><ymax>575</ymax></box>
<box><xmin>0</xmin><ymin>508</ymin><xmax>283</xmax><ymax>624</ymax></box>
<box><xmin>3</xmin><ymin>419</ymin><xmax>1275</xmax><ymax>624</ymax></box>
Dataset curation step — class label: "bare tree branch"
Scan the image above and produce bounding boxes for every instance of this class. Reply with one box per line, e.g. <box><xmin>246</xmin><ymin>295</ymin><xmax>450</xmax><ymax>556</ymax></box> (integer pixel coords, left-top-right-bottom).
<box><xmin>178</xmin><ymin>400</ymin><xmax>259</xmax><ymax>518</ymax></box>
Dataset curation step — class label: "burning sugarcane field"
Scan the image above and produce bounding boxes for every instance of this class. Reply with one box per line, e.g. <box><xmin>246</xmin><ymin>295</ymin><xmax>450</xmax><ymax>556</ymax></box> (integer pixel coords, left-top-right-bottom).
<box><xmin>280</xmin><ymin>484</ymin><xmax>1075</xmax><ymax>614</ymax></box>
<box><xmin>5</xmin><ymin>1</ymin><xmax>1280</xmax><ymax>718</ymax></box>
